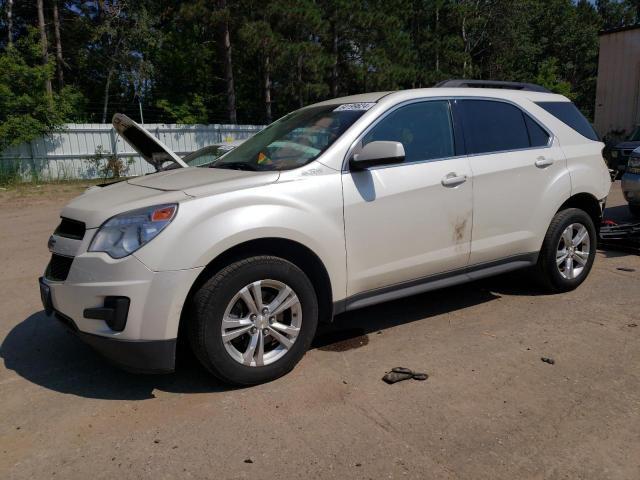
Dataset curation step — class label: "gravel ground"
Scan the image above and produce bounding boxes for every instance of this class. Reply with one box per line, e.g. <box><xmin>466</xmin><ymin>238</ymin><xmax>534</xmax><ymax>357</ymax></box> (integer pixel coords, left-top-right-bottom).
<box><xmin>1</xmin><ymin>181</ymin><xmax>638</xmax><ymax>479</ymax></box>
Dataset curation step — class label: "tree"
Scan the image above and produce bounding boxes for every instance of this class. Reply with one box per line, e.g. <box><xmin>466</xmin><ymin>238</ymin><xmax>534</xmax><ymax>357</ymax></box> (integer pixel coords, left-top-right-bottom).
<box><xmin>1</xmin><ymin>0</ymin><xmax>635</xmax><ymax>130</ymax></box>
<box><xmin>88</xmin><ymin>1</ymin><xmax>157</xmax><ymax>123</ymax></box>
<box><xmin>218</xmin><ymin>0</ymin><xmax>237</xmax><ymax>124</ymax></box>
<box><xmin>52</xmin><ymin>0</ymin><xmax>64</xmax><ymax>89</ymax></box>
<box><xmin>36</xmin><ymin>0</ymin><xmax>52</xmax><ymax>96</ymax></box>
<box><xmin>239</xmin><ymin>15</ymin><xmax>281</xmax><ymax>123</ymax></box>
<box><xmin>0</xmin><ymin>28</ymin><xmax>84</xmax><ymax>150</ymax></box>
<box><xmin>6</xmin><ymin>0</ymin><xmax>13</xmax><ymax>47</ymax></box>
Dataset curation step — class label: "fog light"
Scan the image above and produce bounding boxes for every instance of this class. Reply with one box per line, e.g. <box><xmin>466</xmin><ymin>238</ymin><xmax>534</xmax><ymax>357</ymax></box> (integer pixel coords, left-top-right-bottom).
<box><xmin>84</xmin><ymin>296</ymin><xmax>130</xmax><ymax>332</ymax></box>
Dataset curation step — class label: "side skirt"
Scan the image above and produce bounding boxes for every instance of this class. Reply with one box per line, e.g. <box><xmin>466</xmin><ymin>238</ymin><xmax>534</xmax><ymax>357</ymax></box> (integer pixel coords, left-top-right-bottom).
<box><xmin>332</xmin><ymin>252</ymin><xmax>538</xmax><ymax>316</ymax></box>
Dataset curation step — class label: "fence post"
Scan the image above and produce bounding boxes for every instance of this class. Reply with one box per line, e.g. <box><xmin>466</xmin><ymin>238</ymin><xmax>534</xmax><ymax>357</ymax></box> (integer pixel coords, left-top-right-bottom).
<box><xmin>28</xmin><ymin>139</ymin><xmax>37</xmax><ymax>182</ymax></box>
<box><xmin>109</xmin><ymin>127</ymin><xmax>118</xmax><ymax>157</ymax></box>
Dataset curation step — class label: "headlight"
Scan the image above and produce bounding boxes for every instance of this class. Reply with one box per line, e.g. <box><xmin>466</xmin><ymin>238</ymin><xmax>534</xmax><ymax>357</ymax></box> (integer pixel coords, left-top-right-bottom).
<box><xmin>611</xmin><ymin>150</ymin><xmax>618</xmax><ymax>158</ymax></box>
<box><xmin>628</xmin><ymin>157</ymin><xmax>640</xmax><ymax>168</ymax></box>
<box><xmin>89</xmin><ymin>204</ymin><xmax>177</xmax><ymax>258</ymax></box>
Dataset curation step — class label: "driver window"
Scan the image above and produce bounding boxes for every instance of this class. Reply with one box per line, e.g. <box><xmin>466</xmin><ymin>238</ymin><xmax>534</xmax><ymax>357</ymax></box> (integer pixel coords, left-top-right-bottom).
<box><xmin>362</xmin><ymin>101</ymin><xmax>455</xmax><ymax>164</ymax></box>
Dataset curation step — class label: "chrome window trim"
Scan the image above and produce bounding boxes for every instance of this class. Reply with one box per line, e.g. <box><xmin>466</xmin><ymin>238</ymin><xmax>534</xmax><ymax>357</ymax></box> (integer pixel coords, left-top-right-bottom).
<box><xmin>342</xmin><ymin>95</ymin><xmax>555</xmax><ymax>172</ymax></box>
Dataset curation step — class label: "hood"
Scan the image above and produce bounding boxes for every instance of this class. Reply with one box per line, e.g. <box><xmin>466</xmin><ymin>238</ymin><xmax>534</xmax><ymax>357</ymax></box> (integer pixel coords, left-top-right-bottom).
<box><xmin>127</xmin><ymin>167</ymin><xmax>280</xmax><ymax>197</ymax></box>
<box><xmin>62</xmin><ymin>168</ymin><xmax>280</xmax><ymax>227</ymax></box>
<box><xmin>112</xmin><ymin>113</ymin><xmax>188</xmax><ymax>170</ymax></box>
<box><xmin>614</xmin><ymin>141</ymin><xmax>640</xmax><ymax>150</ymax></box>
<box><xmin>61</xmin><ymin>180</ymin><xmax>191</xmax><ymax>228</ymax></box>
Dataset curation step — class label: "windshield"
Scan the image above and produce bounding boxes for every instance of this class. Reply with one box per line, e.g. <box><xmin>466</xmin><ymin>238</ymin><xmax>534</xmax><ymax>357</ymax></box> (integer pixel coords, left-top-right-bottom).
<box><xmin>210</xmin><ymin>104</ymin><xmax>371</xmax><ymax>171</ymax></box>
<box><xmin>183</xmin><ymin>145</ymin><xmax>235</xmax><ymax>167</ymax></box>
<box><xmin>629</xmin><ymin>126</ymin><xmax>640</xmax><ymax>142</ymax></box>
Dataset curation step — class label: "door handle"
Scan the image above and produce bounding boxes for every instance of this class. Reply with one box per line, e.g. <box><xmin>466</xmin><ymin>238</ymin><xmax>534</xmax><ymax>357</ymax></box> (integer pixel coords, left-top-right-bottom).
<box><xmin>535</xmin><ymin>156</ymin><xmax>554</xmax><ymax>168</ymax></box>
<box><xmin>441</xmin><ymin>173</ymin><xmax>467</xmax><ymax>187</ymax></box>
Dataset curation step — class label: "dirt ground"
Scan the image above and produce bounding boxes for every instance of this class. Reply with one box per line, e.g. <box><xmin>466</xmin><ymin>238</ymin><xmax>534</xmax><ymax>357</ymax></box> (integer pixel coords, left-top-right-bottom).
<box><xmin>1</xmin><ymin>181</ymin><xmax>639</xmax><ymax>480</ymax></box>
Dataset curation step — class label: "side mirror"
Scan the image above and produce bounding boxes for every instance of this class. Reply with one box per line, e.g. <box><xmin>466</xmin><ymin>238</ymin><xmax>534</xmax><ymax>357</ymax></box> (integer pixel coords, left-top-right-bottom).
<box><xmin>350</xmin><ymin>141</ymin><xmax>405</xmax><ymax>170</ymax></box>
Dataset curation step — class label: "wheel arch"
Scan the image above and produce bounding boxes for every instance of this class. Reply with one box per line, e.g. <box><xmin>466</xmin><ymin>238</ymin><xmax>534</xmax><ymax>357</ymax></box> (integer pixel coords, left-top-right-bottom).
<box><xmin>557</xmin><ymin>192</ymin><xmax>603</xmax><ymax>232</ymax></box>
<box><xmin>178</xmin><ymin>237</ymin><xmax>335</xmax><ymax>343</ymax></box>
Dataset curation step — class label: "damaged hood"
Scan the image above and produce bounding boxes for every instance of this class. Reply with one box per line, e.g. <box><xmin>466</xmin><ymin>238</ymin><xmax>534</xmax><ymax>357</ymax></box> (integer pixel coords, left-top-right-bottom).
<box><xmin>112</xmin><ymin>113</ymin><xmax>188</xmax><ymax>170</ymax></box>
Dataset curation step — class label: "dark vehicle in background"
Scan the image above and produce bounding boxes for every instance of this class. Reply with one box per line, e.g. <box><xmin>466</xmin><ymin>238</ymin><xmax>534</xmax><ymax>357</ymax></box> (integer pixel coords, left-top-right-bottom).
<box><xmin>609</xmin><ymin>126</ymin><xmax>640</xmax><ymax>176</ymax></box>
<box><xmin>622</xmin><ymin>147</ymin><xmax>640</xmax><ymax>217</ymax></box>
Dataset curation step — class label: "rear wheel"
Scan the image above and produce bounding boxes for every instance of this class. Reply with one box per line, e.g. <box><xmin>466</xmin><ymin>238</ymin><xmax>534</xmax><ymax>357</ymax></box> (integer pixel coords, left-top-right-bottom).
<box><xmin>188</xmin><ymin>256</ymin><xmax>318</xmax><ymax>385</ymax></box>
<box><xmin>536</xmin><ymin>208</ymin><xmax>597</xmax><ymax>292</ymax></box>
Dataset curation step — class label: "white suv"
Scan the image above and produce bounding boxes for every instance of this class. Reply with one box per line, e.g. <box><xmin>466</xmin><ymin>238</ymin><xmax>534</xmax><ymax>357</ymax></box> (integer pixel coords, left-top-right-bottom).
<box><xmin>39</xmin><ymin>81</ymin><xmax>611</xmax><ymax>385</ymax></box>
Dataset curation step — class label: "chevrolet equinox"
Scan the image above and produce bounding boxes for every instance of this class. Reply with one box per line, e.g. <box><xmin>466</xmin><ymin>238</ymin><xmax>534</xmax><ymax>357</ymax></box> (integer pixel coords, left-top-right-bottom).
<box><xmin>39</xmin><ymin>81</ymin><xmax>611</xmax><ymax>385</ymax></box>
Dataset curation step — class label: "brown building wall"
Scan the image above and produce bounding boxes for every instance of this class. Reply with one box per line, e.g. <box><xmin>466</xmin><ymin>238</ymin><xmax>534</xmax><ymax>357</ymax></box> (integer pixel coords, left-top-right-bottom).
<box><xmin>594</xmin><ymin>27</ymin><xmax>640</xmax><ymax>139</ymax></box>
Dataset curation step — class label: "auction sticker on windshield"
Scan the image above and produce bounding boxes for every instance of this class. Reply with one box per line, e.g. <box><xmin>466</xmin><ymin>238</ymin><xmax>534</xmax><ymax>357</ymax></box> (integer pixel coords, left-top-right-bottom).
<box><xmin>334</xmin><ymin>103</ymin><xmax>376</xmax><ymax>111</ymax></box>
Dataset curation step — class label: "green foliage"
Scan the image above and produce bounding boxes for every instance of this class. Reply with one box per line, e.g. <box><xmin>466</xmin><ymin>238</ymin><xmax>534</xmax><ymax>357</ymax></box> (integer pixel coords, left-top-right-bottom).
<box><xmin>0</xmin><ymin>29</ymin><xmax>85</xmax><ymax>150</ymax></box>
<box><xmin>156</xmin><ymin>95</ymin><xmax>209</xmax><ymax>124</ymax></box>
<box><xmin>2</xmin><ymin>0</ymin><xmax>640</xmax><ymax>129</ymax></box>
<box><xmin>535</xmin><ymin>58</ymin><xmax>574</xmax><ymax>99</ymax></box>
<box><xmin>87</xmin><ymin>146</ymin><xmax>134</xmax><ymax>179</ymax></box>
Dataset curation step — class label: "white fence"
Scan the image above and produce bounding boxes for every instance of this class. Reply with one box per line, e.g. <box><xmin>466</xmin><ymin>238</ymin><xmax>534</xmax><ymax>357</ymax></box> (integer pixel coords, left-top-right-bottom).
<box><xmin>0</xmin><ymin>123</ymin><xmax>265</xmax><ymax>181</ymax></box>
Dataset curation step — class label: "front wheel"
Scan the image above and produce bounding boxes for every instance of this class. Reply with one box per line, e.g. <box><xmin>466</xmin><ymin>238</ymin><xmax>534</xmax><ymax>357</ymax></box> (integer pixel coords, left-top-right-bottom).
<box><xmin>188</xmin><ymin>256</ymin><xmax>318</xmax><ymax>385</ymax></box>
<box><xmin>536</xmin><ymin>208</ymin><xmax>597</xmax><ymax>292</ymax></box>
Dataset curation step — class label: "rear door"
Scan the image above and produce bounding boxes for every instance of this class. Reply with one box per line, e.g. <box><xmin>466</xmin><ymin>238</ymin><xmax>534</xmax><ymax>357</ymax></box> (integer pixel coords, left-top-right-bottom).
<box><xmin>452</xmin><ymin>98</ymin><xmax>571</xmax><ymax>265</ymax></box>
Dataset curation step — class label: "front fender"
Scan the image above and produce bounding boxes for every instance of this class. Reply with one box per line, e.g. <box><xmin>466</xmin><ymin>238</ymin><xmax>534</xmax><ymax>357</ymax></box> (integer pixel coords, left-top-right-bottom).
<box><xmin>133</xmin><ymin>174</ymin><xmax>346</xmax><ymax>301</ymax></box>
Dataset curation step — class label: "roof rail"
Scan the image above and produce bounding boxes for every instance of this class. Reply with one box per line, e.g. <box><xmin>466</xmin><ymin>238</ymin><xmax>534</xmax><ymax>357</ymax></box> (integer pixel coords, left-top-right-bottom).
<box><xmin>435</xmin><ymin>79</ymin><xmax>551</xmax><ymax>93</ymax></box>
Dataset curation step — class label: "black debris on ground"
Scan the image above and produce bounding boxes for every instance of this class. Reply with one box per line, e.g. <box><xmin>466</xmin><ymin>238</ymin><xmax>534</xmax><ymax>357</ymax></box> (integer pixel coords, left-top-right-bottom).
<box><xmin>628</xmin><ymin>323</ymin><xmax>638</xmax><ymax>328</ymax></box>
<box><xmin>617</xmin><ymin>267</ymin><xmax>636</xmax><ymax>272</ymax></box>
<box><xmin>541</xmin><ymin>357</ymin><xmax>555</xmax><ymax>365</ymax></box>
<box><xmin>244</xmin><ymin>459</ymin><xmax>253</xmax><ymax>464</ymax></box>
<box><xmin>382</xmin><ymin>367</ymin><xmax>429</xmax><ymax>384</ymax></box>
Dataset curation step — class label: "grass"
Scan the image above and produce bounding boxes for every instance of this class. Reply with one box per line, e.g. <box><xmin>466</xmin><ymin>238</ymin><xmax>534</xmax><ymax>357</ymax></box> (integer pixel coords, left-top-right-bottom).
<box><xmin>0</xmin><ymin>178</ymin><xmax>120</xmax><ymax>203</ymax></box>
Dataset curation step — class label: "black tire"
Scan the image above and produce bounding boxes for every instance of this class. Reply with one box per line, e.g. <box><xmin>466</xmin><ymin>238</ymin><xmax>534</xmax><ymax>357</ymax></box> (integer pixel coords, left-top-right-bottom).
<box><xmin>629</xmin><ymin>204</ymin><xmax>640</xmax><ymax>217</ymax></box>
<box><xmin>188</xmin><ymin>256</ymin><xmax>318</xmax><ymax>385</ymax></box>
<box><xmin>536</xmin><ymin>208</ymin><xmax>597</xmax><ymax>293</ymax></box>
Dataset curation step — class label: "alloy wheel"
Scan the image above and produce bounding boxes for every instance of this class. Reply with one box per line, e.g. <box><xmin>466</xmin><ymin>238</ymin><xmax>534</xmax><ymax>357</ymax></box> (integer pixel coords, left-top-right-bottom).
<box><xmin>220</xmin><ymin>279</ymin><xmax>302</xmax><ymax>367</ymax></box>
<box><xmin>556</xmin><ymin>223</ymin><xmax>591</xmax><ymax>280</ymax></box>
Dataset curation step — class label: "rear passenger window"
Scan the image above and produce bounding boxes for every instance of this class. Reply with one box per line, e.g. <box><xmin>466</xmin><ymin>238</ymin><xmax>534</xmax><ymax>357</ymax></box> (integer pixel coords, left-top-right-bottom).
<box><xmin>524</xmin><ymin>115</ymin><xmax>550</xmax><ymax>147</ymax></box>
<box><xmin>363</xmin><ymin>100</ymin><xmax>454</xmax><ymax>163</ymax></box>
<box><xmin>458</xmin><ymin>100</ymin><xmax>530</xmax><ymax>154</ymax></box>
<box><xmin>535</xmin><ymin>101</ymin><xmax>599</xmax><ymax>141</ymax></box>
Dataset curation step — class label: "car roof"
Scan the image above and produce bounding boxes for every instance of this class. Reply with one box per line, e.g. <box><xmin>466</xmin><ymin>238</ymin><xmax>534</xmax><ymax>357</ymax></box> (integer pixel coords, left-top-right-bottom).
<box><xmin>312</xmin><ymin>92</ymin><xmax>394</xmax><ymax>106</ymax></box>
<box><xmin>313</xmin><ymin>87</ymin><xmax>568</xmax><ymax>108</ymax></box>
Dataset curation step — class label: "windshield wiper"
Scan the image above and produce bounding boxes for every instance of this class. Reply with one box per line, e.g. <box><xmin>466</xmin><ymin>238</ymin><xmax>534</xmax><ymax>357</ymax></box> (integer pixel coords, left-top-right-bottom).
<box><xmin>209</xmin><ymin>162</ymin><xmax>257</xmax><ymax>171</ymax></box>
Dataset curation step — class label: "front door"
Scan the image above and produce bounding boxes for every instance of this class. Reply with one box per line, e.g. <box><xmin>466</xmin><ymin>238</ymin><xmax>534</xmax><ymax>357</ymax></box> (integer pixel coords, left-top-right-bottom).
<box><xmin>342</xmin><ymin>100</ymin><xmax>473</xmax><ymax>297</ymax></box>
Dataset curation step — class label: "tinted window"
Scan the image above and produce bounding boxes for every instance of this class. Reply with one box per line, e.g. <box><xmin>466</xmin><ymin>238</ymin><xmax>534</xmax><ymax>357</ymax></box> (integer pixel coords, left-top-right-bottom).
<box><xmin>362</xmin><ymin>101</ymin><xmax>454</xmax><ymax>163</ymax></box>
<box><xmin>535</xmin><ymin>101</ymin><xmax>599</xmax><ymax>141</ymax></box>
<box><xmin>458</xmin><ymin>100</ymin><xmax>530</xmax><ymax>154</ymax></box>
<box><xmin>524</xmin><ymin>115</ymin><xmax>550</xmax><ymax>147</ymax></box>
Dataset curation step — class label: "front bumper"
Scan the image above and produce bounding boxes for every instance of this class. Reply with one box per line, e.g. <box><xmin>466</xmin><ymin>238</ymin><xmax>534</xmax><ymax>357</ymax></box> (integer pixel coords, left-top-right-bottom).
<box><xmin>621</xmin><ymin>173</ymin><xmax>640</xmax><ymax>205</ymax></box>
<box><xmin>40</xmin><ymin>247</ymin><xmax>203</xmax><ymax>373</ymax></box>
<box><xmin>53</xmin><ymin>308</ymin><xmax>177</xmax><ymax>373</ymax></box>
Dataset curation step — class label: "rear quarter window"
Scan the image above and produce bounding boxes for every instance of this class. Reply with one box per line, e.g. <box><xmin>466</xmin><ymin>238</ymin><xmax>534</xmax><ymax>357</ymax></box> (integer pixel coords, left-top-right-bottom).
<box><xmin>535</xmin><ymin>101</ymin><xmax>599</xmax><ymax>141</ymax></box>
